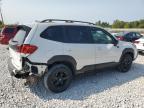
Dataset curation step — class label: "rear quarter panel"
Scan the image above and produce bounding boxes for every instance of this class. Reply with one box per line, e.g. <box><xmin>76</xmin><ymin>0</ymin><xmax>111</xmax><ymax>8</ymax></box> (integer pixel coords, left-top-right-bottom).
<box><xmin>25</xmin><ymin>24</ymin><xmax>64</xmax><ymax>63</ymax></box>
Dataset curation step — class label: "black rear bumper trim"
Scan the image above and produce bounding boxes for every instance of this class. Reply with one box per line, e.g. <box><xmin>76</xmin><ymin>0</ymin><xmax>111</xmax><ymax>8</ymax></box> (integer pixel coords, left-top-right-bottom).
<box><xmin>8</xmin><ymin>58</ymin><xmax>29</xmax><ymax>79</ymax></box>
<box><xmin>23</xmin><ymin>57</ymin><xmax>47</xmax><ymax>66</ymax></box>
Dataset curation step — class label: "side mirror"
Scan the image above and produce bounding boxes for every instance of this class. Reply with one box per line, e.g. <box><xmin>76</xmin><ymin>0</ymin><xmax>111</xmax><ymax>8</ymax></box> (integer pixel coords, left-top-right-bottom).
<box><xmin>113</xmin><ymin>40</ymin><xmax>119</xmax><ymax>46</ymax></box>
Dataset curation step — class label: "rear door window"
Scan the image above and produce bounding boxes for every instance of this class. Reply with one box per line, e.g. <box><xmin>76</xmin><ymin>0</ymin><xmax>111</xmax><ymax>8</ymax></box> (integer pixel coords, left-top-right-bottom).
<box><xmin>64</xmin><ymin>26</ymin><xmax>92</xmax><ymax>43</ymax></box>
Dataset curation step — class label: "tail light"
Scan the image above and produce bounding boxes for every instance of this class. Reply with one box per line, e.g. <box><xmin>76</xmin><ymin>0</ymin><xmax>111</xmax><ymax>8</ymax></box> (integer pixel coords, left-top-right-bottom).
<box><xmin>17</xmin><ymin>44</ymin><xmax>38</xmax><ymax>54</ymax></box>
<box><xmin>133</xmin><ymin>41</ymin><xmax>140</xmax><ymax>44</ymax></box>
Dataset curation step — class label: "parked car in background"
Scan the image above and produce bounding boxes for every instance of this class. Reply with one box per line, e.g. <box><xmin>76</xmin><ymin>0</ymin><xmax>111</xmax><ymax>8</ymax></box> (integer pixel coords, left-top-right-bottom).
<box><xmin>134</xmin><ymin>36</ymin><xmax>144</xmax><ymax>53</ymax></box>
<box><xmin>0</xmin><ymin>25</ymin><xmax>18</xmax><ymax>45</ymax></box>
<box><xmin>111</xmin><ymin>32</ymin><xmax>118</xmax><ymax>36</ymax></box>
<box><xmin>115</xmin><ymin>32</ymin><xmax>142</xmax><ymax>42</ymax></box>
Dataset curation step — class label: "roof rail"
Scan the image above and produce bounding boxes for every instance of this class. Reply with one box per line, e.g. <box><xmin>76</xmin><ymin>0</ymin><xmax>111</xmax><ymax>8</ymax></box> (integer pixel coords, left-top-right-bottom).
<box><xmin>40</xmin><ymin>19</ymin><xmax>96</xmax><ymax>25</ymax></box>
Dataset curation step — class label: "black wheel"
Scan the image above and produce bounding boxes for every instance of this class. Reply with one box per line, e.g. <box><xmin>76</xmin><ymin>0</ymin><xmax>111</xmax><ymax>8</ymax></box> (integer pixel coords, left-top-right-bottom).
<box><xmin>44</xmin><ymin>64</ymin><xmax>73</xmax><ymax>93</ymax></box>
<box><xmin>117</xmin><ymin>54</ymin><xmax>133</xmax><ymax>73</ymax></box>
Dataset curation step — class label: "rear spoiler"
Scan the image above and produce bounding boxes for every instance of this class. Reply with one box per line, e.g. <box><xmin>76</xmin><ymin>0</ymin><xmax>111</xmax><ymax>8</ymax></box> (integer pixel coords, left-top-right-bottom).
<box><xmin>17</xmin><ymin>25</ymin><xmax>31</xmax><ymax>35</ymax></box>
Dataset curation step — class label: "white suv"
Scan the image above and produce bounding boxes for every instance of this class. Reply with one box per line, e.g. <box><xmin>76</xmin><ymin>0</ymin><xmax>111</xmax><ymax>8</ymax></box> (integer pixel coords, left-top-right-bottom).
<box><xmin>8</xmin><ymin>19</ymin><xmax>138</xmax><ymax>93</ymax></box>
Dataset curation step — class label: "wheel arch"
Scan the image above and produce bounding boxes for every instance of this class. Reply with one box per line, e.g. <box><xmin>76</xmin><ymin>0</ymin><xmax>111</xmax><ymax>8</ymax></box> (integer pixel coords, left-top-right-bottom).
<box><xmin>47</xmin><ymin>55</ymin><xmax>77</xmax><ymax>75</ymax></box>
<box><xmin>120</xmin><ymin>48</ymin><xmax>134</xmax><ymax>61</ymax></box>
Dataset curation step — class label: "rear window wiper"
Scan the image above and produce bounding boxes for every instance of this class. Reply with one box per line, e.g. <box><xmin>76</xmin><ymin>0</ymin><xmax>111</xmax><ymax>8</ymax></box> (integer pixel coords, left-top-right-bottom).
<box><xmin>9</xmin><ymin>39</ymin><xmax>18</xmax><ymax>46</ymax></box>
<box><xmin>12</xmin><ymin>40</ymin><xmax>18</xmax><ymax>43</ymax></box>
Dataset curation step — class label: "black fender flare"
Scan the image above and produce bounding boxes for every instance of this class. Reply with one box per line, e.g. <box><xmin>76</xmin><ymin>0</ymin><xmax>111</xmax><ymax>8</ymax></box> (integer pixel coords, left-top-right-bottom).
<box><xmin>47</xmin><ymin>55</ymin><xmax>77</xmax><ymax>72</ymax></box>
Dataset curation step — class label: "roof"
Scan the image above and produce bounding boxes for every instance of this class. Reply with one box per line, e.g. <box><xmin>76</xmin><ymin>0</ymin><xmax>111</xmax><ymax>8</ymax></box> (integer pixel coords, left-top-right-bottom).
<box><xmin>36</xmin><ymin>19</ymin><xmax>99</xmax><ymax>27</ymax></box>
<box><xmin>38</xmin><ymin>22</ymin><xmax>97</xmax><ymax>27</ymax></box>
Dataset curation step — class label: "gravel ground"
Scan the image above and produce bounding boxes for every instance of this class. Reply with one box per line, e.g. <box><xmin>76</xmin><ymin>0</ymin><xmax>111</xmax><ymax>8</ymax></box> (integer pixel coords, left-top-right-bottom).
<box><xmin>0</xmin><ymin>45</ymin><xmax>144</xmax><ymax>108</ymax></box>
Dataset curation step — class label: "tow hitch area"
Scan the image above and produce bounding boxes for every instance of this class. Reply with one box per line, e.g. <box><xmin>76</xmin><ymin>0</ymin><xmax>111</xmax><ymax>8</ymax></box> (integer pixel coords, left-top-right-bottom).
<box><xmin>24</xmin><ymin>74</ymin><xmax>40</xmax><ymax>86</ymax></box>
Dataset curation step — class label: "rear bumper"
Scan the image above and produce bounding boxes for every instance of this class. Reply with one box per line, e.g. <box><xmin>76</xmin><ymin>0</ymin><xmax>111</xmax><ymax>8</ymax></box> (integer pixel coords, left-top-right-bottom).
<box><xmin>23</xmin><ymin>58</ymin><xmax>47</xmax><ymax>76</ymax></box>
<box><xmin>8</xmin><ymin>58</ymin><xmax>47</xmax><ymax>78</ymax></box>
<box><xmin>8</xmin><ymin>58</ymin><xmax>41</xmax><ymax>85</ymax></box>
<box><xmin>8</xmin><ymin>58</ymin><xmax>29</xmax><ymax>78</ymax></box>
<box><xmin>8</xmin><ymin>58</ymin><xmax>17</xmax><ymax>76</ymax></box>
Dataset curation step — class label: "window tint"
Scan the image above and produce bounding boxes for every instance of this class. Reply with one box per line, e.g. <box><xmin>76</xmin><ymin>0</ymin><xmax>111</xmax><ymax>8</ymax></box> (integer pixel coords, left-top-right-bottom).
<box><xmin>125</xmin><ymin>33</ymin><xmax>132</xmax><ymax>38</ymax></box>
<box><xmin>64</xmin><ymin>26</ymin><xmax>92</xmax><ymax>43</ymax></box>
<box><xmin>40</xmin><ymin>26</ymin><xmax>64</xmax><ymax>42</ymax></box>
<box><xmin>3</xmin><ymin>27</ymin><xmax>15</xmax><ymax>34</ymax></box>
<box><xmin>90</xmin><ymin>28</ymin><xmax>113</xmax><ymax>44</ymax></box>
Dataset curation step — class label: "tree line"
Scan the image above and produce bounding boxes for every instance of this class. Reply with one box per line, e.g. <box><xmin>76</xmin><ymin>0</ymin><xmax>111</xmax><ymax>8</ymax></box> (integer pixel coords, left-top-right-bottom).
<box><xmin>96</xmin><ymin>19</ymin><xmax>144</xmax><ymax>28</ymax></box>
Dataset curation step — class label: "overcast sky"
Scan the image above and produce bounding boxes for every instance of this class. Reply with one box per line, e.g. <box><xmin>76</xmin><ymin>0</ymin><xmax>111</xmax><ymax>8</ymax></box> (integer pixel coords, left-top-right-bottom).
<box><xmin>1</xmin><ymin>0</ymin><xmax>144</xmax><ymax>24</ymax></box>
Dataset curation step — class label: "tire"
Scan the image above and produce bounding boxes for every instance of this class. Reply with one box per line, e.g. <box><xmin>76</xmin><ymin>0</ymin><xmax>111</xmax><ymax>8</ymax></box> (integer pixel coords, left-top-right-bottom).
<box><xmin>44</xmin><ymin>64</ymin><xmax>73</xmax><ymax>93</ymax></box>
<box><xmin>117</xmin><ymin>54</ymin><xmax>133</xmax><ymax>73</ymax></box>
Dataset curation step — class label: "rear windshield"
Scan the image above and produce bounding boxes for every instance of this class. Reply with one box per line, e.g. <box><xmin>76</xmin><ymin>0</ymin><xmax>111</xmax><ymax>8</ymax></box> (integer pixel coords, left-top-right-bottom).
<box><xmin>12</xmin><ymin>26</ymin><xmax>31</xmax><ymax>45</ymax></box>
<box><xmin>12</xmin><ymin>30</ymin><xmax>26</xmax><ymax>45</ymax></box>
<box><xmin>3</xmin><ymin>27</ymin><xmax>15</xmax><ymax>34</ymax></box>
